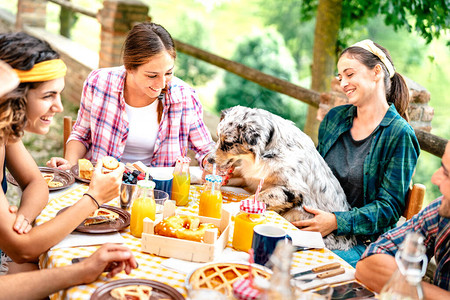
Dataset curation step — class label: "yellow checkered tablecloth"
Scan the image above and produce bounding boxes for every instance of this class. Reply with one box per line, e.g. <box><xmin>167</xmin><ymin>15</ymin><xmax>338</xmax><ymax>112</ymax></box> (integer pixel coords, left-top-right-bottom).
<box><xmin>37</xmin><ymin>184</ymin><xmax>353</xmax><ymax>299</ymax></box>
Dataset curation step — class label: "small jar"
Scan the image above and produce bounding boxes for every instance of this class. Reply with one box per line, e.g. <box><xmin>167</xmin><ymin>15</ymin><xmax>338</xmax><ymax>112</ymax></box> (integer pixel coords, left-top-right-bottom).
<box><xmin>130</xmin><ymin>180</ymin><xmax>156</xmax><ymax>238</ymax></box>
<box><xmin>199</xmin><ymin>175</ymin><xmax>223</xmax><ymax>219</ymax></box>
<box><xmin>171</xmin><ymin>156</ymin><xmax>191</xmax><ymax>206</ymax></box>
<box><xmin>232</xmin><ymin>198</ymin><xmax>266</xmax><ymax>252</ymax></box>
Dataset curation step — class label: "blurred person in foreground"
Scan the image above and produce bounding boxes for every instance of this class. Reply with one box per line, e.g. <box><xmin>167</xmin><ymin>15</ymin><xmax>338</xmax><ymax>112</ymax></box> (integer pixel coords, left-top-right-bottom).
<box><xmin>356</xmin><ymin>141</ymin><xmax>450</xmax><ymax>299</ymax></box>
<box><xmin>0</xmin><ymin>32</ymin><xmax>124</xmax><ymax>274</ymax></box>
<box><xmin>0</xmin><ymin>243</ymin><xmax>137</xmax><ymax>300</ymax></box>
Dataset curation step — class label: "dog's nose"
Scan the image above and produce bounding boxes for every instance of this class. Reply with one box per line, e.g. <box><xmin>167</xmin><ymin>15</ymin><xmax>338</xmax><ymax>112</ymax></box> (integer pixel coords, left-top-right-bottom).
<box><xmin>207</xmin><ymin>155</ymin><xmax>216</xmax><ymax>164</ymax></box>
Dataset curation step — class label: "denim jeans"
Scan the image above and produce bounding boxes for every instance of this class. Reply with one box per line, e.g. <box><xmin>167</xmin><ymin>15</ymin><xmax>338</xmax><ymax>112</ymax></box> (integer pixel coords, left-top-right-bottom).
<box><xmin>331</xmin><ymin>239</ymin><xmax>367</xmax><ymax>268</ymax></box>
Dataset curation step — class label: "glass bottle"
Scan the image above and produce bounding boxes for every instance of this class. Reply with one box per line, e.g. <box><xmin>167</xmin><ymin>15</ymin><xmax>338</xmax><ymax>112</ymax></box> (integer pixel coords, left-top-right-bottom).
<box><xmin>199</xmin><ymin>174</ymin><xmax>223</xmax><ymax>219</ymax></box>
<box><xmin>265</xmin><ymin>240</ymin><xmax>295</xmax><ymax>300</ymax></box>
<box><xmin>130</xmin><ymin>180</ymin><xmax>156</xmax><ymax>238</ymax></box>
<box><xmin>232</xmin><ymin>198</ymin><xmax>266</xmax><ymax>252</ymax></box>
<box><xmin>171</xmin><ymin>156</ymin><xmax>191</xmax><ymax>206</ymax></box>
<box><xmin>379</xmin><ymin>232</ymin><xmax>428</xmax><ymax>300</ymax></box>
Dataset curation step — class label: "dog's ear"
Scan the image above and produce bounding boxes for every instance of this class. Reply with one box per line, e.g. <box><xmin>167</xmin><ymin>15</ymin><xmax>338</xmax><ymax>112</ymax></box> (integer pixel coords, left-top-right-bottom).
<box><xmin>220</xmin><ymin>107</ymin><xmax>233</xmax><ymax>121</ymax></box>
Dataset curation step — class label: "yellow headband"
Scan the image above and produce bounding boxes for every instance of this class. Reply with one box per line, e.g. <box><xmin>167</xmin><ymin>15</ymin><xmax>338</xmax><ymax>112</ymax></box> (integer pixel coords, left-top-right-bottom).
<box><xmin>351</xmin><ymin>39</ymin><xmax>395</xmax><ymax>78</ymax></box>
<box><xmin>14</xmin><ymin>59</ymin><xmax>67</xmax><ymax>83</ymax></box>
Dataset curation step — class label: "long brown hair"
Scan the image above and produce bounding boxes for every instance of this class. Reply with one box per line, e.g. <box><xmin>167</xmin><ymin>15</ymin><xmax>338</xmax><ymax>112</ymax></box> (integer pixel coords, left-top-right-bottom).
<box><xmin>0</xmin><ymin>32</ymin><xmax>60</xmax><ymax>143</ymax></box>
<box><xmin>122</xmin><ymin>22</ymin><xmax>176</xmax><ymax>122</ymax></box>
<box><xmin>340</xmin><ymin>42</ymin><xmax>409</xmax><ymax>121</ymax></box>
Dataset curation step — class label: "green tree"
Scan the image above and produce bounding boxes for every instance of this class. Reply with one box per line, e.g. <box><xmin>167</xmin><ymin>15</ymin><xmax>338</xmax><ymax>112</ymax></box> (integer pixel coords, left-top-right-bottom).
<box><xmin>171</xmin><ymin>15</ymin><xmax>217</xmax><ymax>86</ymax></box>
<box><xmin>216</xmin><ymin>28</ymin><xmax>307</xmax><ymax>129</ymax></box>
<box><xmin>260</xmin><ymin>0</ymin><xmax>450</xmax><ymax>141</ymax></box>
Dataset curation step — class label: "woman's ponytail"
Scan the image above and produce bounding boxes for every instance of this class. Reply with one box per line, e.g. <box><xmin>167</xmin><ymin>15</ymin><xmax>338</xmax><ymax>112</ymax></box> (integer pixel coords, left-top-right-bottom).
<box><xmin>388</xmin><ymin>72</ymin><xmax>409</xmax><ymax>122</ymax></box>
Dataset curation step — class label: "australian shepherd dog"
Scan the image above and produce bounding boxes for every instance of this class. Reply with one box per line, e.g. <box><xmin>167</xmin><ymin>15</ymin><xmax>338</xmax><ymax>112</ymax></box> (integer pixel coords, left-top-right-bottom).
<box><xmin>208</xmin><ymin>106</ymin><xmax>355</xmax><ymax>250</ymax></box>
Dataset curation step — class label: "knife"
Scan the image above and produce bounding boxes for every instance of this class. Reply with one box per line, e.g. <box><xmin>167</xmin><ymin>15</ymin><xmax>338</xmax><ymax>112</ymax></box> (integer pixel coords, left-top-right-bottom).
<box><xmin>296</xmin><ymin>267</ymin><xmax>345</xmax><ymax>282</ymax></box>
<box><xmin>292</xmin><ymin>262</ymin><xmax>341</xmax><ymax>278</ymax></box>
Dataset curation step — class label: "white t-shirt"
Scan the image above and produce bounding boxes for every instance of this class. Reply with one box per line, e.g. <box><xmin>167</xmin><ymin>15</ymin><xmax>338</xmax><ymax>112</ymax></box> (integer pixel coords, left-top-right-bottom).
<box><xmin>121</xmin><ymin>101</ymin><xmax>159</xmax><ymax>165</ymax></box>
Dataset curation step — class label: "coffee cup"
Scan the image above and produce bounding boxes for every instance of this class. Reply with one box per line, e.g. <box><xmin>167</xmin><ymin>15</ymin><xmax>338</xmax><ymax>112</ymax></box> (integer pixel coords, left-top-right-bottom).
<box><xmin>251</xmin><ymin>224</ymin><xmax>291</xmax><ymax>266</ymax></box>
<box><xmin>152</xmin><ymin>172</ymin><xmax>173</xmax><ymax>199</ymax></box>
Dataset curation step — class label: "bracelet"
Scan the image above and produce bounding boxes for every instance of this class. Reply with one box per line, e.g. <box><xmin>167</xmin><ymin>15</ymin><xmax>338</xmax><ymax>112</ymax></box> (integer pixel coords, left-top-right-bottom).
<box><xmin>83</xmin><ymin>193</ymin><xmax>100</xmax><ymax>209</ymax></box>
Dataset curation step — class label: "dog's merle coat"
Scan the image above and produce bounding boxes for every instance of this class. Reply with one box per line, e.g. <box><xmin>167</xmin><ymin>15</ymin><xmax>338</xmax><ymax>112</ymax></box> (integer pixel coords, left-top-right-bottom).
<box><xmin>208</xmin><ymin>106</ymin><xmax>356</xmax><ymax>250</ymax></box>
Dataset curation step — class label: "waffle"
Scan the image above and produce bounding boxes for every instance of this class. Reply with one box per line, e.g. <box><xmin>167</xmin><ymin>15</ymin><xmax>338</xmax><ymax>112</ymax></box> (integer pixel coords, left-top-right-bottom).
<box><xmin>188</xmin><ymin>262</ymin><xmax>271</xmax><ymax>297</ymax></box>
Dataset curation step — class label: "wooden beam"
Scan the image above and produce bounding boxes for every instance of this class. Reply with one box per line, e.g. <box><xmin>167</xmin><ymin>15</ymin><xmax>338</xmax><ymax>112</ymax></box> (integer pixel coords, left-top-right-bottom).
<box><xmin>48</xmin><ymin>0</ymin><xmax>97</xmax><ymax>18</ymax></box>
<box><xmin>174</xmin><ymin>39</ymin><xmax>447</xmax><ymax>158</ymax></box>
<box><xmin>415</xmin><ymin>129</ymin><xmax>447</xmax><ymax>158</ymax></box>
<box><xmin>174</xmin><ymin>40</ymin><xmax>321</xmax><ymax>108</ymax></box>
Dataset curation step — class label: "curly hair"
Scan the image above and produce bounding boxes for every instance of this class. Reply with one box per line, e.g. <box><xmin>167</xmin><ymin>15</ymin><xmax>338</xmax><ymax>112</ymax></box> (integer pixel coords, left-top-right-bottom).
<box><xmin>0</xmin><ymin>32</ymin><xmax>60</xmax><ymax>143</ymax></box>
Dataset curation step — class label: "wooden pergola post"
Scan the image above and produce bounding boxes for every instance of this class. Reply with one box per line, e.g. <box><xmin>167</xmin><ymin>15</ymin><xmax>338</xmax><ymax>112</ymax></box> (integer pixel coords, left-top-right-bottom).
<box><xmin>16</xmin><ymin>0</ymin><xmax>47</xmax><ymax>30</ymax></box>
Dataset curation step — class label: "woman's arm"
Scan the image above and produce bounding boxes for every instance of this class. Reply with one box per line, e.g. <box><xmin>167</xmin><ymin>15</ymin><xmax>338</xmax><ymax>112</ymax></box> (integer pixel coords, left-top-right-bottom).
<box><xmin>0</xmin><ymin>162</ymin><xmax>125</xmax><ymax>262</ymax></box>
<box><xmin>6</xmin><ymin>140</ymin><xmax>48</xmax><ymax>232</ymax></box>
<box><xmin>0</xmin><ymin>243</ymin><xmax>137</xmax><ymax>300</ymax></box>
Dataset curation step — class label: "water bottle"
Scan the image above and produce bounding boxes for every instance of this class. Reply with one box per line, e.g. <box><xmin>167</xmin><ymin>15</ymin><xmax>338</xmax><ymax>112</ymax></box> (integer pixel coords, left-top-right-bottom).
<box><xmin>265</xmin><ymin>241</ymin><xmax>295</xmax><ymax>300</ymax></box>
<box><xmin>379</xmin><ymin>232</ymin><xmax>428</xmax><ymax>300</ymax></box>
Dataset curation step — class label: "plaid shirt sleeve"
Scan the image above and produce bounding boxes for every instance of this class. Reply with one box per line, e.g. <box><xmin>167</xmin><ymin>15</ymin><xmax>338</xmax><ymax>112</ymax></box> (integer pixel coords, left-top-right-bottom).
<box><xmin>361</xmin><ymin>198</ymin><xmax>450</xmax><ymax>291</ymax></box>
<box><xmin>187</xmin><ymin>92</ymin><xmax>215</xmax><ymax>166</ymax></box>
<box><xmin>361</xmin><ymin>198</ymin><xmax>441</xmax><ymax>258</ymax></box>
<box><xmin>67</xmin><ymin>70</ymin><xmax>98</xmax><ymax>149</ymax></box>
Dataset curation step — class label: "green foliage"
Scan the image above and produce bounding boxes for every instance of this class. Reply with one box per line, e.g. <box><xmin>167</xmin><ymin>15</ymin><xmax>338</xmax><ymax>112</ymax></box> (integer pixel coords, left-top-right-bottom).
<box><xmin>300</xmin><ymin>0</ymin><xmax>450</xmax><ymax>44</ymax></box>
<box><xmin>171</xmin><ymin>15</ymin><xmax>218</xmax><ymax>86</ymax></box>
<box><xmin>257</xmin><ymin>0</ymin><xmax>315</xmax><ymax>77</ymax></box>
<box><xmin>216</xmin><ymin>28</ymin><xmax>307</xmax><ymax>129</ymax></box>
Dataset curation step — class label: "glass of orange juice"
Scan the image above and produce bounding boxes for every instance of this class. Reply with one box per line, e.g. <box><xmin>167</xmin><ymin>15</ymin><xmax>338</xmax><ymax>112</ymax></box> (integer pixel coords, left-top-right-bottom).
<box><xmin>172</xmin><ymin>156</ymin><xmax>191</xmax><ymax>206</ymax></box>
<box><xmin>130</xmin><ymin>180</ymin><xmax>156</xmax><ymax>238</ymax></box>
<box><xmin>199</xmin><ymin>175</ymin><xmax>223</xmax><ymax>219</ymax></box>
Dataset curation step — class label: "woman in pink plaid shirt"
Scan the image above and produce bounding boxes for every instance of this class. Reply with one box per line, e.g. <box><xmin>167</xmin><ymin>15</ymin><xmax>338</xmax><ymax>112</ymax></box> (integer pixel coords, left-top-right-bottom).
<box><xmin>48</xmin><ymin>22</ymin><xmax>214</xmax><ymax>169</ymax></box>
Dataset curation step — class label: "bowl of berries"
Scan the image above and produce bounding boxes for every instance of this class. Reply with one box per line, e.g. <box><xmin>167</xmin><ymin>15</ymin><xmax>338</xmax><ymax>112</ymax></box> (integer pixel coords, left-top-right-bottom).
<box><xmin>120</xmin><ymin>169</ymin><xmax>152</xmax><ymax>210</ymax></box>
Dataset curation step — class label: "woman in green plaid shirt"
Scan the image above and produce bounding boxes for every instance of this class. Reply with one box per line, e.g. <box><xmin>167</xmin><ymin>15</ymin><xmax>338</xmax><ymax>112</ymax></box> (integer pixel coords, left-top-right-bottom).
<box><xmin>292</xmin><ymin>40</ymin><xmax>420</xmax><ymax>267</ymax></box>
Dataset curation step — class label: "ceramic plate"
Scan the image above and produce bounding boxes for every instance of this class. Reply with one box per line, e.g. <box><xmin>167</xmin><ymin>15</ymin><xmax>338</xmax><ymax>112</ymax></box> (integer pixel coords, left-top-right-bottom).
<box><xmin>70</xmin><ymin>164</ymin><xmax>91</xmax><ymax>184</ymax></box>
<box><xmin>90</xmin><ymin>278</ymin><xmax>185</xmax><ymax>300</ymax></box>
<box><xmin>7</xmin><ymin>167</ymin><xmax>75</xmax><ymax>191</ymax></box>
<box><xmin>57</xmin><ymin>205</ymin><xmax>130</xmax><ymax>234</ymax></box>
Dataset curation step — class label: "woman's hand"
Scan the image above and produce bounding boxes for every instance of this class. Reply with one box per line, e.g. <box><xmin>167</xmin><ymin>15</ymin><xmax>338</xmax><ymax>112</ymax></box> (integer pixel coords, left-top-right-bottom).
<box><xmin>87</xmin><ymin>160</ymin><xmax>125</xmax><ymax>205</ymax></box>
<box><xmin>46</xmin><ymin>157</ymin><xmax>72</xmax><ymax>170</ymax></box>
<box><xmin>9</xmin><ymin>206</ymin><xmax>32</xmax><ymax>234</ymax></box>
<box><xmin>77</xmin><ymin>243</ymin><xmax>138</xmax><ymax>284</ymax></box>
<box><xmin>291</xmin><ymin>206</ymin><xmax>338</xmax><ymax>237</ymax></box>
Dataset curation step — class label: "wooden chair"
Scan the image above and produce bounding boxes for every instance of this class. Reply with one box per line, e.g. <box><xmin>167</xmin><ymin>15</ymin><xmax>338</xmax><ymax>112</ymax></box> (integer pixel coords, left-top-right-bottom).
<box><xmin>403</xmin><ymin>183</ymin><xmax>426</xmax><ymax>220</ymax></box>
<box><xmin>63</xmin><ymin>116</ymin><xmax>75</xmax><ymax>157</ymax></box>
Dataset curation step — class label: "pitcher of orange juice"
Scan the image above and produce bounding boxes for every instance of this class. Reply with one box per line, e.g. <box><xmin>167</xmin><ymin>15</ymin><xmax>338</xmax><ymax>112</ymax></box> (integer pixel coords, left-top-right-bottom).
<box><xmin>171</xmin><ymin>156</ymin><xmax>191</xmax><ymax>206</ymax></box>
<box><xmin>199</xmin><ymin>175</ymin><xmax>223</xmax><ymax>219</ymax></box>
<box><xmin>130</xmin><ymin>180</ymin><xmax>156</xmax><ymax>238</ymax></box>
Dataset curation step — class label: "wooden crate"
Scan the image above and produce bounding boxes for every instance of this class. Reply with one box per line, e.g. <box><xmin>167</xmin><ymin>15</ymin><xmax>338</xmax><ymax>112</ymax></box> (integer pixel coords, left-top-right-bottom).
<box><xmin>141</xmin><ymin>201</ymin><xmax>231</xmax><ymax>262</ymax></box>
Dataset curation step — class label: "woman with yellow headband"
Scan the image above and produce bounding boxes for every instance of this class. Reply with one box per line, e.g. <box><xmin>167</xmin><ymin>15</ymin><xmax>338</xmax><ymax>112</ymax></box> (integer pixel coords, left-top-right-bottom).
<box><xmin>0</xmin><ymin>32</ymin><xmax>125</xmax><ymax>275</ymax></box>
<box><xmin>292</xmin><ymin>40</ymin><xmax>420</xmax><ymax>267</ymax></box>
